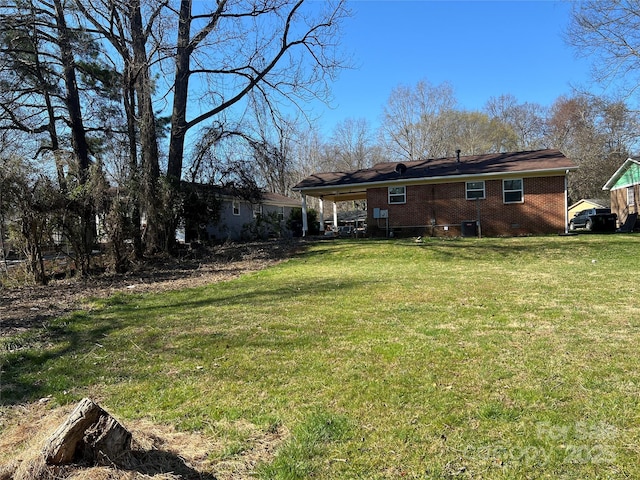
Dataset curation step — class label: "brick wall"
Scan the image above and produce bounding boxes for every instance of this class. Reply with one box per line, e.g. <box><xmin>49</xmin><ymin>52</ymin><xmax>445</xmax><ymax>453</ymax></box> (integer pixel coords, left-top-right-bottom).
<box><xmin>367</xmin><ymin>176</ymin><xmax>568</xmax><ymax>237</ymax></box>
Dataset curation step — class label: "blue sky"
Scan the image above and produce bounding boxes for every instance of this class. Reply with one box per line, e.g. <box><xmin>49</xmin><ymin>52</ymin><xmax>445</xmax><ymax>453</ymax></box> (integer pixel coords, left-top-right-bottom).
<box><xmin>311</xmin><ymin>0</ymin><xmax>601</xmax><ymax>133</ymax></box>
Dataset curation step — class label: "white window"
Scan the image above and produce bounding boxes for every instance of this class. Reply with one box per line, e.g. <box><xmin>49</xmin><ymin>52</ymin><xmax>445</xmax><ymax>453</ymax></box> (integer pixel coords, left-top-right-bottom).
<box><xmin>628</xmin><ymin>187</ymin><xmax>636</xmax><ymax>207</ymax></box>
<box><xmin>277</xmin><ymin>206</ymin><xmax>285</xmax><ymax>221</ymax></box>
<box><xmin>466</xmin><ymin>181</ymin><xmax>485</xmax><ymax>200</ymax></box>
<box><xmin>503</xmin><ymin>178</ymin><xmax>523</xmax><ymax>204</ymax></box>
<box><xmin>232</xmin><ymin>200</ymin><xmax>240</xmax><ymax>216</ymax></box>
<box><xmin>253</xmin><ymin>204</ymin><xmax>262</xmax><ymax>218</ymax></box>
<box><xmin>388</xmin><ymin>186</ymin><xmax>406</xmax><ymax>204</ymax></box>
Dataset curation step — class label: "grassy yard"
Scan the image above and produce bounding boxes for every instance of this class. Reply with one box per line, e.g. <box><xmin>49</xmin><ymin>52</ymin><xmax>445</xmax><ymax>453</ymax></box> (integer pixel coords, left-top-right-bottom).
<box><xmin>2</xmin><ymin>235</ymin><xmax>640</xmax><ymax>478</ymax></box>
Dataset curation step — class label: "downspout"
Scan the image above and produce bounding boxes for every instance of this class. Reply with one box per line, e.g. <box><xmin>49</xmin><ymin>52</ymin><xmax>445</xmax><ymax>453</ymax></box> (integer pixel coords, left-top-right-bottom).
<box><xmin>301</xmin><ymin>194</ymin><xmax>308</xmax><ymax>237</ymax></box>
<box><xmin>564</xmin><ymin>170</ymin><xmax>569</xmax><ymax>234</ymax></box>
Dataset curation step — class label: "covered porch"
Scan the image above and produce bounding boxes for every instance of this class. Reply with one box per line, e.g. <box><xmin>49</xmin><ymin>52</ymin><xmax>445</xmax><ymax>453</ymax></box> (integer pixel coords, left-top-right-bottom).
<box><xmin>296</xmin><ymin>185</ymin><xmax>367</xmax><ymax>236</ymax></box>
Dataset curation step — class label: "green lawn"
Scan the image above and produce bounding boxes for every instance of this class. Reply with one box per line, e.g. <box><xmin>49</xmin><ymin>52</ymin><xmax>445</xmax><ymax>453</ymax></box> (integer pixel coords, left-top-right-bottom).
<box><xmin>2</xmin><ymin>235</ymin><xmax>640</xmax><ymax>478</ymax></box>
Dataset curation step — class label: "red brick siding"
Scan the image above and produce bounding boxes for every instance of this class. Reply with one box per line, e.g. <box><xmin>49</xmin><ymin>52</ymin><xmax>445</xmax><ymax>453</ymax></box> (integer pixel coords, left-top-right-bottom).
<box><xmin>367</xmin><ymin>176</ymin><xmax>567</xmax><ymax>237</ymax></box>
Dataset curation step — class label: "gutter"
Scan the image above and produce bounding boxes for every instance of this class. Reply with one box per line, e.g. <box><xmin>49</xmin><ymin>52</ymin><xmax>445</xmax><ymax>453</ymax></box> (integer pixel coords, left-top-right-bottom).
<box><xmin>292</xmin><ymin>167</ymin><xmax>578</xmax><ymax>195</ymax></box>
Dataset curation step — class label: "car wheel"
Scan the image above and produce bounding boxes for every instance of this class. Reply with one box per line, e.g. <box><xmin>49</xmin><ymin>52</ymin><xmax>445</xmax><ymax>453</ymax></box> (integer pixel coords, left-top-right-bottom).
<box><xmin>585</xmin><ymin>219</ymin><xmax>593</xmax><ymax>231</ymax></box>
<box><xmin>569</xmin><ymin>221</ymin><xmax>575</xmax><ymax>231</ymax></box>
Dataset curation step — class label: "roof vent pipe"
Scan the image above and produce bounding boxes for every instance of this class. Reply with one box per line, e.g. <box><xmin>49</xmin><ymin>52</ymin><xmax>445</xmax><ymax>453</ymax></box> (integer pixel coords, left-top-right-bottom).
<box><xmin>456</xmin><ymin>149</ymin><xmax>461</xmax><ymax>163</ymax></box>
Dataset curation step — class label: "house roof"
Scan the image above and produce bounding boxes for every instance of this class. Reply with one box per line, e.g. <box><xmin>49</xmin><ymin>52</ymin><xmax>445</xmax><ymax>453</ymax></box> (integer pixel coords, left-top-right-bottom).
<box><xmin>293</xmin><ymin>149</ymin><xmax>577</xmax><ymax>202</ymax></box>
<box><xmin>261</xmin><ymin>192</ymin><xmax>300</xmax><ymax>208</ymax></box>
<box><xmin>602</xmin><ymin>157</ymin><xmax>640</xmax><ymax>191</ymax></box>
<box><xmin>568</xmin><ymin>198</ymin><xmax>610</xmax><ymax>210</ymax></box>
<box><xmin>181</xmin><ymin>181</ymin><xmax>299</xmax><ymax>207</ymax></box>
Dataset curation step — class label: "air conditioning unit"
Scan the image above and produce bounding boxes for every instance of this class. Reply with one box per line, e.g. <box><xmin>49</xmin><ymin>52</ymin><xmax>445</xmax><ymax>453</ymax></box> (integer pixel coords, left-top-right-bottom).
<box><xmin>461</xmin><ymin>220</ymin><xmax>478</xmax><ymax>237</ymax></box>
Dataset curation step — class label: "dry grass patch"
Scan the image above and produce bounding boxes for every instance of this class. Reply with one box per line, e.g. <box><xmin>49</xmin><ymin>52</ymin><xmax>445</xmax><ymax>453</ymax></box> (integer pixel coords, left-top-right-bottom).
<box><xmin>0</xmin><ymin>401</ymin><xmax>288</xmax><ymax>480</ymax></box>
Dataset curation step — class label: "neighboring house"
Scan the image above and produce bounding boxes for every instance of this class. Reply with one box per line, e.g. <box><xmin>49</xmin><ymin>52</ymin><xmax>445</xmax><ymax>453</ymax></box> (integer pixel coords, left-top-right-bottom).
<box><xmin>568</xmin><ymin>198</ymin><xmax>610</xmax><ymax>221</ymax></box>
<box><xmin>292</xmin><ymin>149</ymin><xmax>577</xmax><ymax>237</ymax></box>
<box><xmin>179</xmin><ymin>185</ymin><xmax>301</xmax><ymax>242</ymax></box>
<box><xmin>602</xmin><ymin>157</ymin><xmax>640</xmax><ymax>232</ymax></box>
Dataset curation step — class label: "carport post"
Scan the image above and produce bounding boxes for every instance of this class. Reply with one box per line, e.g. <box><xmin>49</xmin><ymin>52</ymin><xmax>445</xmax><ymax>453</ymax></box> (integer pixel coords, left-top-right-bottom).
<box><xmin>301</xmin><ymin>194</ymin><xmax>308</xmax><ymax>237</ymax></box>
<box><xmin>319</xmin><ymin>197</ymin><xmax>325</xmax><ymax>232</ymax></box>
<box><xmin>333</xmin><ymin>202</ymin><xmax>338</xmax><ymax>229</ymax></box>
<box><xmin>564</xmin><ymin>171</ymin><xmax>569</xmax><ymax>234</ymax></box>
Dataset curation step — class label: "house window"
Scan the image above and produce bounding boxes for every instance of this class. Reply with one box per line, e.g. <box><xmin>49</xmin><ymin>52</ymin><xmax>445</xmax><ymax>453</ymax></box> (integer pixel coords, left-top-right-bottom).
<box><xmin>277</xmin><ymin>206</ymin><xmax>285</xmax><ymax>221</ymax></box>
<box><xmin>628</xmin><ymin>187</ymin><xmax>636</xmax><ymax>207</ymax></box>
<box><xmin>232</xmin><ymin>200</ymin><xmax>240</xmax><ymax>216</ymax></box>
<box><xmin>503</xmin><ymin>178</ymin><xmax>523</xmax><ymax>203</ymax></box>
<box><xmin>253</xmin><ymin>204</ymin><xmax>262</xmax><ymax>218</ymax></box>
<box><xmin>466</xmin><ymin>181</ymin><xmax>485</xmax><ymax>200</ymax></box>
<box><xmin>388</xmin><ymin>186</ymin><xmax>406</xmax><ymax>204</ymax></box>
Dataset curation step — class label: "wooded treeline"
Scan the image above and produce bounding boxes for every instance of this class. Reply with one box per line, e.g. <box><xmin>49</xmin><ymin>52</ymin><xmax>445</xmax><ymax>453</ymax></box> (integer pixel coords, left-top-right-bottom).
<box><xmin>0</xmin><ymin>0</ymin><xmax>638</xmax><ymax>284</ymax></box>
<box><xmin>0</xmin><ymin>0</ymin><xmax>349</xmax><ymax>282</ymax></box>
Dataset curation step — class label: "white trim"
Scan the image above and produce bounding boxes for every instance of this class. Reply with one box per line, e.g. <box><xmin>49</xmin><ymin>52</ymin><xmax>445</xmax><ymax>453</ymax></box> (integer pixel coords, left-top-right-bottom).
<box><xmin>564</xmin><ymin>175</ymin><xmax>569</xmax><ymax>234</ymax></box>
<box><xmin>301</xmin><ymin>194</ymin><xmax>308</xmax><ymax>236</ymax></box>
<box><xmin>253</xmin><ymin>204</ymin><xmax>262</xmax><ymax>218</ymax></box>
<box><xmin>466</xmin><ymin>180</ymin><xmax>486</xmax><ymax>200</ymax></box>
<box><xmin>628</xmin><ymin>186</ymin><xmax>636</xmax><ymax>207</ymax></box>
<box><xmin>503</xmin><ymin>178</ymin><xmax>524</xmax><ymax>204</ymax></box>
<box><xmin>603</xmin><ymin>157</ymin><xmax>640</xmax><ymax>191</ymax></box>
<box><xmin>388</xmin><ymin>185</ymin><xmax>406</xmax><ymax>204</ymax></box>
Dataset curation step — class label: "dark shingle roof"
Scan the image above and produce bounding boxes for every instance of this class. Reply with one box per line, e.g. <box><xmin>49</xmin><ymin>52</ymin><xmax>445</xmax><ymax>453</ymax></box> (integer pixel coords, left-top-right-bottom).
<box><xmin>261</xmin><ymin>191</ymin><xmax>300</xmax><ymax>207</ymax></box>
<box><xmin>293</xmin><ymin>149</ymin><xmax>576</xmax><ymax>191</ymax></box>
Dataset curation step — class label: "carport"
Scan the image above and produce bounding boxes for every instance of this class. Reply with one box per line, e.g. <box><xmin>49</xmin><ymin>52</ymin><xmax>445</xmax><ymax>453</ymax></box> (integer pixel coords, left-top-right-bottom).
<box><xmin>292</xmin><ymin>182</ymin><xmax>367</xmax><ymax>236</ymax></box>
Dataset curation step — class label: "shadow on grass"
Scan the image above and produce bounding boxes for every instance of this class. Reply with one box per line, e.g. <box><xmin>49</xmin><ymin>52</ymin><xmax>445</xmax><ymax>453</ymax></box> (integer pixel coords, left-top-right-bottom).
<box><xmin>4</xmin><ymin>235</ymin><xmax>638</xmax><ymax>407</ymax></box>
<box><xmin>11</xmin><ymin>447</ymin><xmax>218</xmax><ymax>480</ymax></box>
<box><xmin>388</xmin><ymin>234</ymin><xmax>640</xmax><ymax>261</ymax></box>
<box><xmin>0</xmin><ymin>311</ymin><xmax>122</xmax><ymax>406</ymax></box>
<box><xmin>126</xmin><ymin>448</ymin><xmax>218</xmax><ymax>479</ymax></box>
<box><xmin>0</xmin><ymin>276</ymin><xmax>368</xmax><ymax>407</ymax></box>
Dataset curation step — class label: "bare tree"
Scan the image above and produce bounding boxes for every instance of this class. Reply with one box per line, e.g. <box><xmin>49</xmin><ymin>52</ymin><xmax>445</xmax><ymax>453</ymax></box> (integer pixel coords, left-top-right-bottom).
<box><xmin>292</xmin><ymin>125</ymin><xmax>328</xmax><ymax>183</ymax></box>
<box><xmin>246</xmin><ymin>114</ymin><xmax>299</xmax><ymax>196</ymax></box>
<box><xmin>328</xmin><ymin>117</ymin><xmax>380</xmax><ymax>170</ymax></box>
<box><xmin>379</xmin><ymin>79</ymin><xmax>456</xmax><ymax>161</ymax></box>
<box><xmin>166</xmin><ymin>0</ymin><xmax>350</xmax><ymax>181</ymax></box>
<box><xmin>567</xmin><ymin>0</ymin><xmax>640</xmax><ymax>100</ymax></box>
<box><xmin>434</xmin><ymin>110</ymin><xmax>518</xmax><ymax>157</ymax></box>
<box><xmin>547</xmin><ymin>94</ymin><xmax>635</xmax><ymax>201</ymax></box>
<box><xmin>484</xmin><ymin>94</ymin><xmax>547</xmax><ymax>150</ymax></box>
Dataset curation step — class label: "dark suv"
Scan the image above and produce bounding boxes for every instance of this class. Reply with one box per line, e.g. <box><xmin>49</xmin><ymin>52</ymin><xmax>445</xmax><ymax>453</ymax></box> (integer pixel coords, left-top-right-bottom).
<box><xmin>569</xmin><ymin>208</ymin><xmax>617</xmax><ymax>232</ymax></box>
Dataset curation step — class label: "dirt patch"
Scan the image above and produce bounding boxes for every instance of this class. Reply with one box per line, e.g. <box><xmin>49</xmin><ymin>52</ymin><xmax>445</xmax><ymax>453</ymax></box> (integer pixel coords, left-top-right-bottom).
<box><xmin>0</xmin><ymin>240</ymin><xmax>303</xmax><ymax>338</ymax></box>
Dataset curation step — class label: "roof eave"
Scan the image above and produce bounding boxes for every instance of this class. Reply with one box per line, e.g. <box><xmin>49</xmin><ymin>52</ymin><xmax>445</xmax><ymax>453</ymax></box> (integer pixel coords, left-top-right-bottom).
<box><xmin>602</xmin><ymin>157</ymin><xmax>640</xmax><ymax>190</ymax></box>
<box><xmin>293</xmin><ymin>166</ymin><xmax>577</xmax><ymax>196</ymax></box>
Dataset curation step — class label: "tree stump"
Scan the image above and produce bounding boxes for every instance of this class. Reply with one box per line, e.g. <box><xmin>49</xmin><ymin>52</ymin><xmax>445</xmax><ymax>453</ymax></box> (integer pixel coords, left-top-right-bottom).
<box><xmin>42</xmin><ymin>398</ymin><xmax>132</xmax><ymax>466</ymax></box>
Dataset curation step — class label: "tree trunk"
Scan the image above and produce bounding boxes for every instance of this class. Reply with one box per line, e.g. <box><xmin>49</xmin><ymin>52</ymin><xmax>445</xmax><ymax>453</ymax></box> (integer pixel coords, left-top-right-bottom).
<box><xmin>53</xmin><ymin>0</ymin><xmax>95</xmax><ymax>273</ymax></box>
<box><xmin>123</xmin><ymin>68</ymin><xmax>143</xmax><ymax>260</ymax></box>
<box><xmin>130</xmin><ymin>0</ymin><xmax>163</xmax><ymax>254</ymax></box>
<box><xmin>166</xmin><ymin>0</ymin><xmax>192</xmax><ymax>182</ymax></box>
<box><xmin>43</xmin><ymin>398</ymin><xmax>132</xmax><ymax>466</ymax></box>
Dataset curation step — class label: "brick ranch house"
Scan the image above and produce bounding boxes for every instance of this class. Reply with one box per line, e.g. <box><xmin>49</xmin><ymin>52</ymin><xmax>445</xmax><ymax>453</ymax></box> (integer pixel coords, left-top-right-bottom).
<box><xmin>292</xmin><ymin>149</ymin><xmax>578</xmax><ymax>237</ymax></box>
